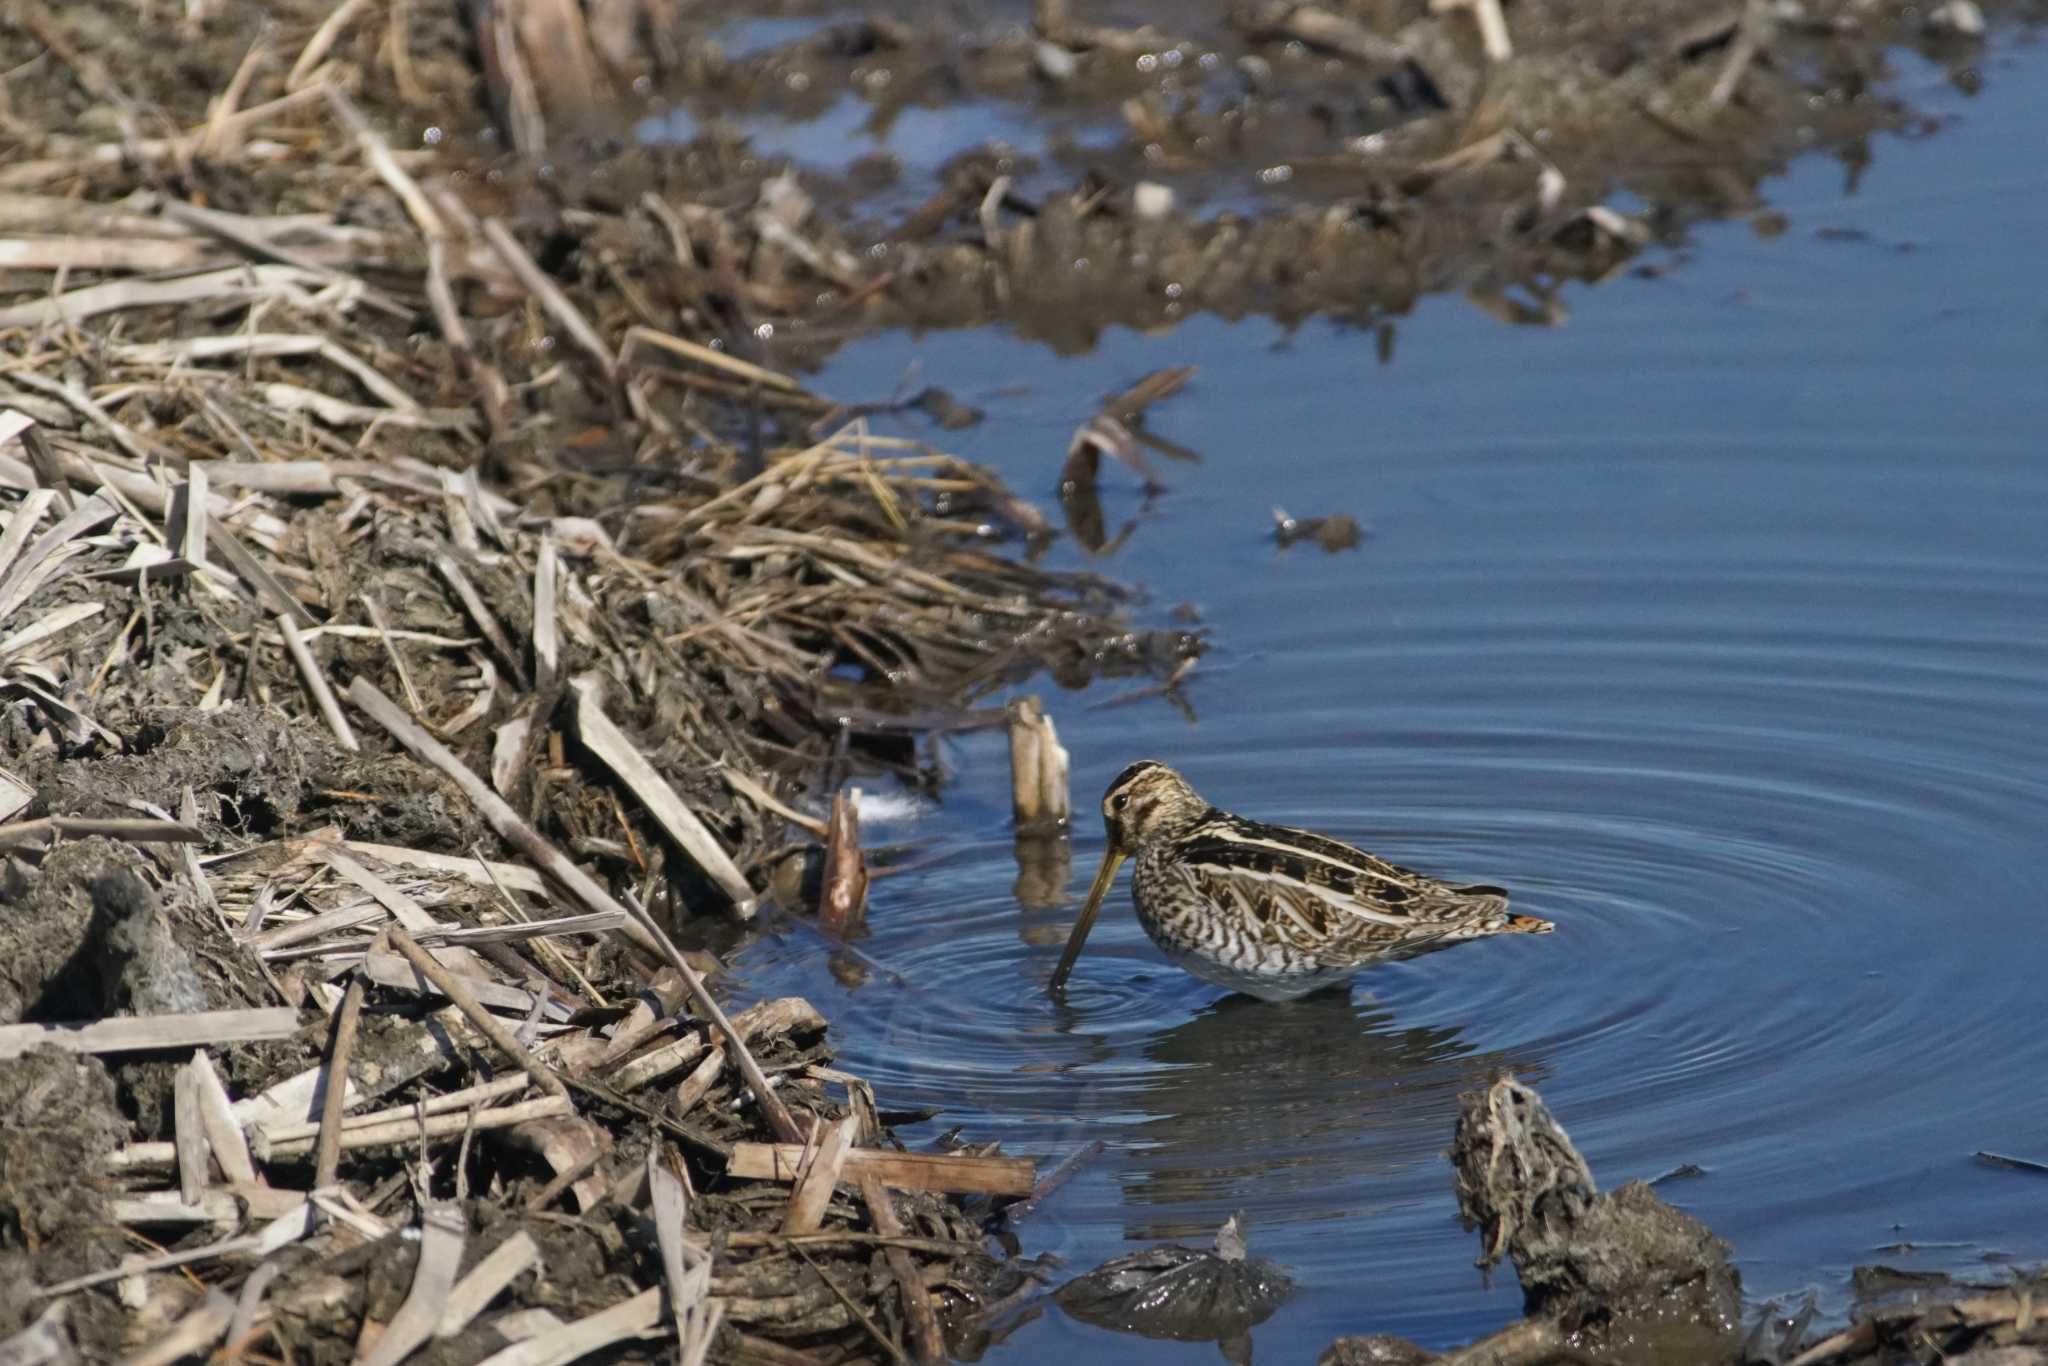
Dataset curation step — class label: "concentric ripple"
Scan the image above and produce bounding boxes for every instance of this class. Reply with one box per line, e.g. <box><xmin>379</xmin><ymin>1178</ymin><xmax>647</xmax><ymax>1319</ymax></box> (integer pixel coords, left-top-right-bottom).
<box><xmin>741</xmin><ymin>528</ymin><xmax>2048</xmax><ymax>1351</ymax></box>
<box><xmin>732</xmin><ymin>61</ymin><xmax>2048</xmax><ymax>1361</ymax></box>
<box><xmin>731</xmin><ymin>450</ymin><xmax>2048</xmax><ymax>1356</ymax></box>
<box><xmin>730</xmin><ymin>480</ymin><xmax>2048</xmax><ymax>1352</ymax></box>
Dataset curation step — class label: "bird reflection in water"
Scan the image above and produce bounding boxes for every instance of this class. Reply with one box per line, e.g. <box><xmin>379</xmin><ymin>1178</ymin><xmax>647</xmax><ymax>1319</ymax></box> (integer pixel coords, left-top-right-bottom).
<box><xmin>1042</xmin><ymin>990</ymin><xmax>1540</xmax><ymax>1362</ymax></box>
<box><xmin>1107</xmin><ymin>990</ymin><xmax>1540</xmax><ymax>1241</ymax></box>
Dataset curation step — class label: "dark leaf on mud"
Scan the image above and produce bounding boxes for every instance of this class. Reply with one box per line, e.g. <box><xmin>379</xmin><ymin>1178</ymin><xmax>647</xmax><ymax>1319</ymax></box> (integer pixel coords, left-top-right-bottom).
<box><xmin>1054</xmin><ymin>1214</ymin><xmax>1294</xmax><ymax>1343</ymax></box>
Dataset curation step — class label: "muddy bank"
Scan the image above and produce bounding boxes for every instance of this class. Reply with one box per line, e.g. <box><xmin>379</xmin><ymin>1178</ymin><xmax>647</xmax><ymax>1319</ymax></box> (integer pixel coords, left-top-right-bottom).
<box><xmin>2</xmin><ymin>2</ymin><xmax>1196</xmax><ymax>1355</ymax></box>
<box><xmin>1320</xmin><ymin>1079</ymin><xmax>2048</xmax><ymax>1366</ymax></box>
<box><xmin>6</xmin><ymin>0</ymin><xmax>2026</xmax><ymax>366</ymax></box>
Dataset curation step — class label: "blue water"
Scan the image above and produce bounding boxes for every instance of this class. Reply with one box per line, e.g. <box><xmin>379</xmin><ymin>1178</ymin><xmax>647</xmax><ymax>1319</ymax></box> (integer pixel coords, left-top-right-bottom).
<box><xmin>735</xmin><ymin>38</ymin><xmax>2048</xmax><ymax>1364</ymax></box>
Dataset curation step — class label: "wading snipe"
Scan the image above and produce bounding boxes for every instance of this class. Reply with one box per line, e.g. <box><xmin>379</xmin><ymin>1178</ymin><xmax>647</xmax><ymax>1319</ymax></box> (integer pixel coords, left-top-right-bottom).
<box><xmin>1049</xmin><ymin>761</ymin><xmax>1553</xmax><ymax>1001</ymax></box>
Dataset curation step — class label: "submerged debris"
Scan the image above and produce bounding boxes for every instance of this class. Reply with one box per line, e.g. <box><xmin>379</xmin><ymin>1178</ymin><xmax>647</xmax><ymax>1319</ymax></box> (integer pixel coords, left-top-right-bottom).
<box><xmin>1450</xmin><ymin>1077</ymin><xmax>1741</xmax><ymax>1337</ymax></box>
<box><xmin>1056</xmin><ymin>1213</ymin><xmax>1296</xmax><ymax>1361</ymax></box>
<box><xmin>1274</xmin><ymin>507</ymin><xmax>1366</xmax><ymax>553</ymax></box>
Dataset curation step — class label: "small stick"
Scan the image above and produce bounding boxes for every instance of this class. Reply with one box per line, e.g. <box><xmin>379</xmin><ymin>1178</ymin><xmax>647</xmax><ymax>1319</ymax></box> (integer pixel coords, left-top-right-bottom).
<box><xmin>324</xmin><ymin>87</ymin><xmax>447</xmax><ymax>240</ymax></box>
<box><xmin>793</xmin><ymin>1244</ymin><xmax>910</xmax><ymax>1365</ymax></box>
<box><xmin>227</xmin><ymin>1261</ymin><xmax>282</xmax><ymax>1353</ymax></box>
<box><xmin>259</xmin><ymin>1074</ymin><xmax>532</xmax><ymax>1145</ymax></box>
<box><xmin>1002</xmin><ymin>1139</ymin><xmax>1106</xmax><ymax>1226</ymax></box>
<box><xmin>181</xmin><ymin>463</ymin><xmax>210</xmax><ymax>569</ymax></box>
<box><xmin>288</xmin><ymin>0</ymin><xmax>369</xmax><ymax>90</ymax></box>
<box><xmin>619</xmin><ymin>325</ymin><xmax>800</xmax><ymax>393</ymax></box>
<box><xmin>118</xmin><ymin>1291</ymin><xmax>234</xmax><ymax>1366</ymax></box>
<box><xmin>571</xmin><ymin>675</ymin><xmax>755</xmax><ymax>911</ymax></box>
<box><xmin>435</xmin><ymin>552</ymin><xmax>529</xmax><ymax>689</ymax></box>
<box><xmin>481</xmin><ymin>217</ymin><xmax>617</xmax><ymax>380</ymax></box>
<box><xmin>0</xmin><ymin>1007</ymin><xmax>297</xmax><ymax>1059</ymax></box>
<box><xmin>862</xmin><ymin>1178</ymin><xmax>945</xmax><ymax>1364</ymax></box>
<box><xmin>523</xmin><ymin>1141</ymin><xmax>608</xmax><ymax>1212</ymax></box>
<box><xmin>619</xmin><ymin>893</ymin><xmax>806</xmax><ymax>1146</ymax></box>
<box><xmin>198</xmin><ymin>38</ymin><xmax>269</xmax><ymax>158</ymax></box>
<box><xmin>173</xmin><ymin>1060</ymin><xmax>210</xmax><ymax>1206</ymax></box>
<box><xmin>720</xmin><ymin>765</ymin><xmax>827</xmax><ymax>838</ymax></box>
<box><xmin>360</xmin><ymin>591</ymin><xmax>424</xmax><ymax>716</ymax></box>
<box><xmin>425</xmin><ymin>239</ymin><xmax>511</xmax><ymax>440</ymax></box>
<box><xmin>359</xmin><ymin>1199</ymin><xmax>466</xmax><ymax>1366</ymax></box>
<box><xmin>435</xmin><ymin>1231</ymin><xmax>541</xmax><ymax>1339</ymax></box>
<box><xmin>0</xmin><ymin>816</ymin><xmax>203</xmax><ymax>850</ymax></box>
<box><xmin>279</xmin><ymin>614</ymin><xmax>359</xmax><ymax>752</ymax></box>
<box><xmin>1708</xmin><ymin>0</ymin><xmax>1770</xmax><ymax>108</ymax></box>
<box><xmin>532</xmin><ymin>531</ymin><xmax>559</xmax><ymax>693</ymax></box>
<box><xmin>388</xmin><ymin>927</ymin><xmax>569</xmax><ymax>1102</ymax></box>
<box><xmin>731</xmin><ymin>1143</ymin><xmax>1035</xmax><ymax>1196</ymax></box>
<box><xmin>1429</xmin><ymin>0</ymin><xmax>1514</xmax><ymax>62</ymax></box>
<box><xmin>312</xmin><ymin>971</ymin><xmax>367</xmax><ymax>1189</ymax></box>
<box><xmin>260</xmin><ymin>1096</ymin><xmax>572</xmax><ymax>1158</ymax></box>
<box><xmin>345</xmin><ymin>677</ymin><xmax>660</xmax><ymax>956</ymax></box>
<box><xmin>781</xmin><ymin>1117</ymin><xmax>856</xmax><ymax>1237</ymax></box>
<box><xmin>187</xmin><ymin>1052</ymin><xmax>258</xmax><ymax>1186</ymax></box>
<box><xmin>470</xmin><ymin>1287</ymin><xmax>662</xmax><ymax>1366</ymax></box>
<box><xmin>212</xmin><ymin>519</ymin><xmax>315</xmax><ymax>626</ymax></box>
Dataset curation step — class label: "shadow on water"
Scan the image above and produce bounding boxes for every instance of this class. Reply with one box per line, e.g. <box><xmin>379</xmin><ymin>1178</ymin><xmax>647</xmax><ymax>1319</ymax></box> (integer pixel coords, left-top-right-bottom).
<box><xmin>1101</xmin><ymin>991</ymin><xmax>1543</xmax><ymax>1243</ymax></box>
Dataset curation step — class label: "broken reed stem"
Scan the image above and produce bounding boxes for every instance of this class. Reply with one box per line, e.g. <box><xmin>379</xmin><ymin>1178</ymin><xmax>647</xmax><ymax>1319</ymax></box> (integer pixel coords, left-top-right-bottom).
<box><xmin>348</xmin><ymin>688</ymin><xmax>799</xmax><ymax>1144</ymax></box>
<box><xmin>267</xmin><ymin>1097</ymin><xmax>573</xmax><ymax>1157</ymax></box>
<box><xmin>312</xmin><ymin>971</ymin><xmax>367</xmax><ymax>1189</ymax></box>
<box><xmin>523</xmin><ymin>1143</ymin><xmax>608</xmax><ymax>1211</ymax></box>
<box><xmin>1005</xmin><ymin>695</ymin><xmax>1070</xmax><ymax>830</ymax></box>
<box><xmin>819</xmin><ymin>788</ymin><xmax>867</xmax><ymax>936</ymax></box>
<box><xmin>387</xmin><ymin>927</ymin><xmax>569</xmax><ymax>1103</ymax></box>
<box><xmin>1708</xmin><ymin>0</ymin><xmax>1770</xmax><ymax>107</ymax></box>
<box><xmin>617</xmin><ymin>892</ymin><xmax>808</xmax><ymax>1147</ymax></box>
<box><xmin>279</xmin><ymin>614</ymin><xmax>359</xmax><ymax>752</ymax></box>
<box><xmin>481</xmin><ymin>216</ymin><xmax>616</xmax><ymax>379</ymax></box>
<box><xmin>344</xmin><ymin>676</ymin><xmax>661</xmax><ymax>958</ymax></box>
<box><xmin>781</xmin><ymin>1116</ymin><xmax>856</xmax><ymax>1236</ymax></box>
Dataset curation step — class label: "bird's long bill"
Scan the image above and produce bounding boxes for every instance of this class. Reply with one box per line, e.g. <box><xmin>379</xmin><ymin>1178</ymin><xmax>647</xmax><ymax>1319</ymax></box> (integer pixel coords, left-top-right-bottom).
<box><xmin>1049</xmin><ymin>847</ymin><xmax>1125</xmax><ymax>994</ymax></box>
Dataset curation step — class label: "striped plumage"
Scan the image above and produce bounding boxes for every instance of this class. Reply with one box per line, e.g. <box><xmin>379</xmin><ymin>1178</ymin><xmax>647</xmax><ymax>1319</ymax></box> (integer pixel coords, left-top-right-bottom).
<box><xmin>1050</xmin><ymin>761</ymin><xmax>1552</xmax><ymax>1001</ymax></box>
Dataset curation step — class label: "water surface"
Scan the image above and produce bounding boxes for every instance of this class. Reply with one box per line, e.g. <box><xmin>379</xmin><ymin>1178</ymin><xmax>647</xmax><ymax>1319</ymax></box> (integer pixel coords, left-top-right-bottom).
<box><xmin>736</xmin><ymin>40</ymin><xmax>2048</xmax><ymax>1363</ymax></box>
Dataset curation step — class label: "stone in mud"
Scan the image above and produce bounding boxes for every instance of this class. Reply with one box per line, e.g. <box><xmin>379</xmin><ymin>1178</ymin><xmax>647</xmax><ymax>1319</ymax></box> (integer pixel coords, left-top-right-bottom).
<box><xmin>0</xmin><ymin>838</ymin><xmax>210</xmax><ymax>1023</ymax></box>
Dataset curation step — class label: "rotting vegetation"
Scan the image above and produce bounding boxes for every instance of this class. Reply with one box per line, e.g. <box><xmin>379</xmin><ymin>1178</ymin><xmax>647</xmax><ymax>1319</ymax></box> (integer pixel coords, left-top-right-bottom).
<box><xmin>0</xmin><ymin>0</ymin><xmax>2039</xmax><ymax>1361</ymax></box>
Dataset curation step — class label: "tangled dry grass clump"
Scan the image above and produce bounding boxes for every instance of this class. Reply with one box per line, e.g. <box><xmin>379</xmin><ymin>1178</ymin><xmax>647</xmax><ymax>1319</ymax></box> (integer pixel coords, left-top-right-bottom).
<box><xmin>0</xmin><ymin>3</ymin><xmax>1198</xmax><ymax>1360</ymax></box>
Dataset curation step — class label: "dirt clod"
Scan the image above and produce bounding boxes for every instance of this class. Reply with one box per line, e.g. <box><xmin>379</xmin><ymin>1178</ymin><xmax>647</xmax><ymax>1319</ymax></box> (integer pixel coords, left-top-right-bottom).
<box><xmin>1450</xmin><ymin>1077</ymin><xmax>1740</xmax><ymax>1349</ymax></box>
